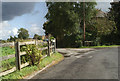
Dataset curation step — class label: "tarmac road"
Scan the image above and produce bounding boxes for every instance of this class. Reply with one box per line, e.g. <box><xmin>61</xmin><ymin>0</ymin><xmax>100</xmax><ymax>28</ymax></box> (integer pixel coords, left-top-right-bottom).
<box><xmin>31</xmin><ymin>47</ymin><xmax>119</xmax><ymax>79</ymax></box>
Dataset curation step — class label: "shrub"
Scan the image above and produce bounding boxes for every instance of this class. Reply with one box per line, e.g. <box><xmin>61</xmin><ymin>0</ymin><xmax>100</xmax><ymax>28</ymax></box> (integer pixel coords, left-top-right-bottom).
<box><xmin>23</xmin><ymin>45</ymin><xmax>43</xmax><ymax>65</ymax></box>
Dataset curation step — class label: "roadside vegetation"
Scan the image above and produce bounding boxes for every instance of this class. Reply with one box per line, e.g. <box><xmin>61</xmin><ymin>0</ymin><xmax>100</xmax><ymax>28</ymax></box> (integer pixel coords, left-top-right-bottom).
<box><xmin>2</xmin><ymin>53</ymin><xmax>63</xmax><ymax>80</ymax></box>
<box><xmin>80</xmin><ymin>45</ymin><xmax>120</xmax><ymax>48</ymax></box>
<box><xmin>0</xmin><ymin>42</ymin><xmax>49</xmax><ymax>72</ymax></box>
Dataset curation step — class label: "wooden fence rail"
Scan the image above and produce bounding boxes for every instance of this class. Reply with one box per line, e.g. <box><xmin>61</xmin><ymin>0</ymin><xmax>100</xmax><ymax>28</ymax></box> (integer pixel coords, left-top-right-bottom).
<box><xmin>0</xmin><ymin>38</ymin><xmax>56</xmax><ymax>77</ymax></box>
<box><xmin>0</xmin><ymin>40</ymin><xmax>47</xmax><ymax>47</ymax></box>
<box><xmin>0</xmin><ymin>42</ymin><xmax>15</xmax><ymax>47</ymax></box>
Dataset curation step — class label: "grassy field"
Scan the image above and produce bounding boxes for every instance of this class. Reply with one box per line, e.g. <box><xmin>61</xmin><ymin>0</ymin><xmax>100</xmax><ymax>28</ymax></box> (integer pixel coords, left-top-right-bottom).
<box><xmin>0</xmin><ymin>47</ymin><xmax>16</xmax><ymax>72</ymax></box>
<box><xmin>2</xmin><ymin>53</ymin><xmax>64</xmax><ymax>80</ymax></box>
<box><xmin>0</xmin><ymin>47</ymin><xmax>15</xmax><ymax>57</ymax></box>
<box><xmin>1</xmin><ymin>57</ymin><xmax>15</xmax><ymax>72</ymax></box>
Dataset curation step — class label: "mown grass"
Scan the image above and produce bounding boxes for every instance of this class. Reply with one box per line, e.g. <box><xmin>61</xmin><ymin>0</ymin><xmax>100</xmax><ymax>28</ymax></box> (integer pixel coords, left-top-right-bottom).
<box><xmin>2</xmin><ymin>53</ymin><xmax>63</xmax><ymax>80</ymax></box>
<box><xmin>0</xmin><ymin>47</ymin><xmax>15</xmax><ymax>57</ymax></box>
<box><xmin>80</xmin><ymin>45</ymin><xmax>120</xmax><ymax>48</ymax></box>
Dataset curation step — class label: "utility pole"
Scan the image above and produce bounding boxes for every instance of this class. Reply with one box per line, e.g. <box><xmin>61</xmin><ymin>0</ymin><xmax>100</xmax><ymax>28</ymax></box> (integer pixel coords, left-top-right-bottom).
<box><xmin>83</xmin><ymin>2</ymin><xmax>86</xmax><ymax>46</ymax></box>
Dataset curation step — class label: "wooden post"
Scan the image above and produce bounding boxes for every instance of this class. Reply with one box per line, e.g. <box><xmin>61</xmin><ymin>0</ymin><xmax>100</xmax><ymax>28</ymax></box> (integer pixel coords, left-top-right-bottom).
<box><xmin>15</xmin><ymin>42</ymin><xmax>21</xmax><ymax>70</ymax></box>
<box><xmin>83</xmin><ymin>2</ymin><xmax>86</xmax><ymax>46</ymax></box>
<box><xmin>54</xmin><ymin>38</ymin><xmax>56</xmax><ymax>53</ymax></box>
<box><xmin>48</xmin><ymin>34</ymin><xmax>50</xmax><ymax>56</ymax></box>
<box><xmin>35</xmin><ymin>39</ymin><xmax>37</xmax><ymax>45</ymax></box>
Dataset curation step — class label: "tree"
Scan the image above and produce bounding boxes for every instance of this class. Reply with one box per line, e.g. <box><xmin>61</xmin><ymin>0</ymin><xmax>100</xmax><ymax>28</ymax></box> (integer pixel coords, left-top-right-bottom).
<box><xmin>87</xmin><ymin>16</ymin><xmax>116</xmax><ymax>45</ymax></box>
<box><xmin>14</xmin><ymin>36</ymin><xmax>17</xmax><ymax>41</ymax></box>
<box><xmin>7</xmin><ymin>36</ymin><xmax>18</xmax><ymax>42</ymax></box>
<box><xmin>18</xmin><ymin>28</ymin><xmax>29</xmax><ymax>39</ymax></box>
<box><xmin>33</xmin><ymin>34</ymin><xmax>42</xmax><ymax>40</ymax></box>
<box><xmin>7</xmin><ymin>36</ymin><xmax>14</xmax><ymax>42</ymax></box>
<box><xmin>107</xmin><ymin>1</ymin><xmax>120</xmax><ymax>44</ymax></box>
<box><xmin>33</xmin><ymin>34</ymin><xmax>39</xmax><ymax>39</ymax></box>
<box><xmin>74</xmin><ymin>2</ymin><xmax>97</xmax><ymax>45</ymax></box>
<box><xmin>38</xmin><ymin>36</ymin><xmax>42</xmax><ymax>40</ymax></box>
<box><xmin>44</xmin><ymin>2</ymin><xmax>80</xmax><ymax>47</ymax></box>
<box><xmin>43</xmin><ymin>2</ymin><xmax>97</xmax><ymax>47</ymax></box>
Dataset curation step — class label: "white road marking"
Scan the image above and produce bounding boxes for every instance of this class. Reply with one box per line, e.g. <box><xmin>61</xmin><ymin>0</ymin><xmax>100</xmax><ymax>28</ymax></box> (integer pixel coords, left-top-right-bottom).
<box><xmin>84</xmin><ymin>51</ymin><xmax>96</xmax><ymax>55</ymax></box>
<box><xmin>75</xmin><ymin>50</ymin><xmax>96</xmax><ymax>58</ymax></box>
<box><xmin>75</xmin><ymin>55</ymin><xmax>83</xmax><ymax>58</ymax></box>
<box><xmin>88</xmin><ymin>56</ymin><xmax>93</xmax><ymax>58</ymax></box>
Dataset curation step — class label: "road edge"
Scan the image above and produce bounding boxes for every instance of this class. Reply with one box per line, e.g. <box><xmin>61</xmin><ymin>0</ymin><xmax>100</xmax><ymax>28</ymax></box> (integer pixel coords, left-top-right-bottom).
<box><xmin>23</xmin><ymin>56</ymin><xmax>64</xmax><ymax>80</ymax></box>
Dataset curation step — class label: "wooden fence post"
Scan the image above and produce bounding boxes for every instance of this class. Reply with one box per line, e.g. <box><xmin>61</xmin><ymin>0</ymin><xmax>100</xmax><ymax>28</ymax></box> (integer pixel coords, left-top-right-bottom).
<box><xmin>54</xmin><ymin>38</ymin><xmax>56</xmax><ymax>53</ymax></box>
<box><xmin>35</xmin><ymin>39</ymin><xmax>37</xmax><ymax>45</ymax></box>
<box><xmin>48</xmin><ymin>34</ymin><xmax>50</xmax><ymax>56</ymax></box>
<box><xmin>15</xmin><ymin>42</ymin><xmax>21</xmax><ymax>70</ymax></box>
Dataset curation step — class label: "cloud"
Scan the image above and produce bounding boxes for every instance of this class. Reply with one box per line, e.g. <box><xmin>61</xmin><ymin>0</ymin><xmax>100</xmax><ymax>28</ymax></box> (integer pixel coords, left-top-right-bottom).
<box><xmin>0</xmin><ymin>21</ymin><xmax>18</xmax><ymax>39</ymax></box>
<box><xmin>31</xmin><ymin>10</ymin><xmax>40</xmax><ymax>15</ymax></box>
<box><xmin>2</xmin><ymin>2</ymin><xmax>36</xmax><ymax>21</ymax></box>
<box><xmin>0</xmin><ymin>2</ymin><xmax>2</xmax><ymax>22</ymax></box>
<box><xmin>12</xmin><ymin>28</ymin><xmax>18</xmax><ymax>36</ymax></box>
<box><xmin>0</xmin><ymin>22</ymin><xmax>44</xmax><ymax>40</ymax></box>
<box><xmin>0</xmin><ymin>21</ymin><xmax>10</xmax><ymax>30</ymax></box>
<box><xmin>29</xmin><ymin>24</ymin><xmax>45</xmax><ymax>37</ymax></box>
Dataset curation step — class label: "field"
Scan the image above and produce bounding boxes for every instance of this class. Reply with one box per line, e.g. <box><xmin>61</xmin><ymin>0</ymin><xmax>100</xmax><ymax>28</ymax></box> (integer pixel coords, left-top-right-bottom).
<box><xmin>1</xmin><ymin>57</ymin><xmax>15</xmax><ymax>72</ymax></box>
<box><xmin>0</xmin><ymin>47</ymin><xmax>15</xmax><ymax>57</ymax></box>
<box><xmin>0</xmin><ymin>47</ymin><xmax>15</xmax><ymax>72</ymax></box>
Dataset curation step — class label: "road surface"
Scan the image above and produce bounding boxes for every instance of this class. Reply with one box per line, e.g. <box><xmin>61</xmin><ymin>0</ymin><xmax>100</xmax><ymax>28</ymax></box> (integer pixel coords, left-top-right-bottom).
<box><xmin>31</xmin><ymin>47</ymin><xmax>119</xmax><ymax>79</ymax></box>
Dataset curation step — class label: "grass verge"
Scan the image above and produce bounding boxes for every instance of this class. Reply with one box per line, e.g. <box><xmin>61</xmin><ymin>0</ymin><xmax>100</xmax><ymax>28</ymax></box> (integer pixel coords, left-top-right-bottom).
<box><xmin>80</xmin><ymin>45</ymin><xmax>120</xmax><ymax>48</ymax></box>
<box><xmin>2</xmin><ymin>52</ymin><xmax>64</xmax><ymax>80</ymax></box>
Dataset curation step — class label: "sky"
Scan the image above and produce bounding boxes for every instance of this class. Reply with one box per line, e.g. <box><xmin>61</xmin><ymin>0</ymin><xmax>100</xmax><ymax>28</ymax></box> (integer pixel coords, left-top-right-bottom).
<box><xmin>1</xmin><ymin>1</ymin><xmax>112</xmax><ymax>40</ymax></box>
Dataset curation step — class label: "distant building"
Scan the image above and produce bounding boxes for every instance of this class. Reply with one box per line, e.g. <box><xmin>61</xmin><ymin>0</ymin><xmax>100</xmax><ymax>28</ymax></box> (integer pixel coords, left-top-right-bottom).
<box><xmin>41</xmin><ymin>35</ymin><xmax>46</xmax><ymax>40</ymax></box>
<box><xmin>96</xmin><ymin>9</ymin><xmax>106</xmax><ymax>18</ymax></box>
<box><xmin>113</xmin><ymin>0</ymin><xmax>119</xmax><ymax>2</ymax></box>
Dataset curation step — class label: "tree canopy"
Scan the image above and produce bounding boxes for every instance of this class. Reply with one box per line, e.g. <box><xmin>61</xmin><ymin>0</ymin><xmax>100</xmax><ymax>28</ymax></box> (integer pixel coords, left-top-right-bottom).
<box><xmin>43</xmin><ymin>2</ymin><xmax>120</xmax><ymax>47</ymax></box>
<box><xmin>107</xmin><ymin>1</ymin><xmax>120</xmax><ymax>44</ymax></box>
<box><xmin>18</xmin><ymin>28</ymin><xmax>29</xmax><ymax>39</ymax></box>
<box><xmin>43</xmin><ymin>2</ymin><xmax>97</xmax><ymax>47</ymax></box>
<box><xmin>33</xmin><ymin>34</ymin><xmax>42</xmax><ymax>40</ymax></box>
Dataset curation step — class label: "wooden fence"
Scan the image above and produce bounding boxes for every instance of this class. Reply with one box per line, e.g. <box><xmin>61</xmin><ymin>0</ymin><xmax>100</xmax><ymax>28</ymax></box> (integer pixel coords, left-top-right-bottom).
<box><xmin>0</xmin><ymin>38</ymin><xmax>56</xmax><ymax>77</ymax></box>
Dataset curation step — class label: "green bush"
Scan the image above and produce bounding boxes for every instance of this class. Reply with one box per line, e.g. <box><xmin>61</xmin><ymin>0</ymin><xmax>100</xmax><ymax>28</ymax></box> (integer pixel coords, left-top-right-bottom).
<box><xmin>23</xmin><ymin>45</ymin><xmax>43</xmax><ymax>65</ymax></box>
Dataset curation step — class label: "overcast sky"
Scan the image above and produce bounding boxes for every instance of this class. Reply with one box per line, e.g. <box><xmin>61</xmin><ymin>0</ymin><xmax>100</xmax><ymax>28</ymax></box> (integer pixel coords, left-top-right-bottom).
<box><xmin>1</xmin><ymin>2</ymin><xmax>112</xmax><ymax>40</ymax></box>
